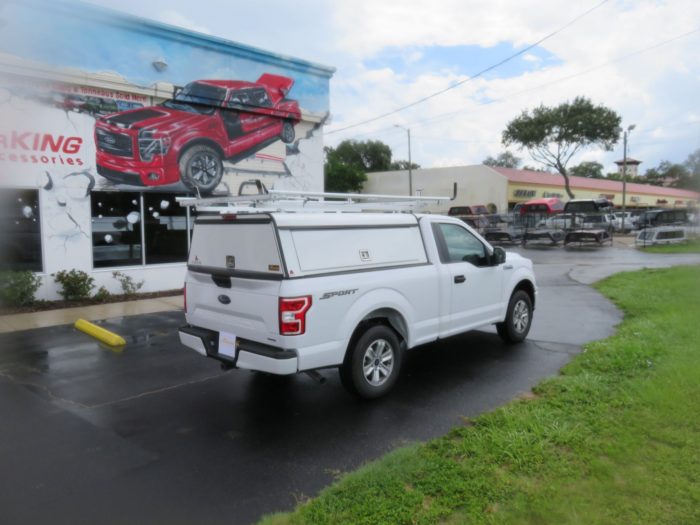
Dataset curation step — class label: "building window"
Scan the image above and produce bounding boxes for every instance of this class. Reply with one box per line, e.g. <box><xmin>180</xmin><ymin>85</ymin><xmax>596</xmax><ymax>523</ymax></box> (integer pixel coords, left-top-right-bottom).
<box><xmin>0</xmin><ymin>189</ymin><xmax>43</xmax><ymax>272</ymax></box>
<box><xmin>91</xmin><ymin>192</ymin><xmax>143</xmax><ymax>268</ymax></box>
<box><xmin>144</xmin><ymin>193</ymin><xmax>189</xmax><ymax>264</ymax></box>
<box><xmin>91</xmin><ymin>191</ymin><xmax>194</xmax><ymax>268</ymax></box>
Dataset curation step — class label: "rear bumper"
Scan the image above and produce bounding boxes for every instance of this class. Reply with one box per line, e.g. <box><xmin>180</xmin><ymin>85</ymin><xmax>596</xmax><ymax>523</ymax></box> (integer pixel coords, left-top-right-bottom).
<box><xmin>178</xmin><ymin>325</ymin><xmax>298</xmax><ymax>375</ymax></box>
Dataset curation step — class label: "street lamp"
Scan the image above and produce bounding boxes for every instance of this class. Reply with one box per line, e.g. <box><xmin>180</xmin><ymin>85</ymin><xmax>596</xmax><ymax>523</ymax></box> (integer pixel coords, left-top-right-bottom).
<box><xmin>621</xmin><ymin>124</ymin><xmax>636</xmax><ymax>233</ymax></box>
<box><xmin>394</xmin><ymin>124</ymin><xmax>413</xmax><ymax>196</ymax></box>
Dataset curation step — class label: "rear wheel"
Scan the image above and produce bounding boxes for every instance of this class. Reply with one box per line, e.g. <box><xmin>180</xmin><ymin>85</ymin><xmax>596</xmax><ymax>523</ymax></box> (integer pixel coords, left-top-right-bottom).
<box><xmin>280</xmin><ymin>121</ymin><xmax>295</xmax><ymax>143</ymax></box>
<box><xmin>339</xmin><ymin>324</ymin><xmax>402</xmax><ymax>399</ymax></box>
<box><xmin>179</xmin><ymin>144</ymin><xmax>223</xmax><ymax>195</ymax></box>
<box><xmin>496</xmin><ymin>290</ymin><xmax>533</xmax><ymax>343</ymax></box>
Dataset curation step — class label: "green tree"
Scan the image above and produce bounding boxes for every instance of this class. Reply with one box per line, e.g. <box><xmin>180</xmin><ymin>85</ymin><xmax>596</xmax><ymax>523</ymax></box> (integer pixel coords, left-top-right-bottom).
<box><xmin>324</xmin><ymin>140</ymin><xmax>395</xmax><ymax>193</ymax></box>
<box><xmin>502</xmin><ymin>97</ymin><xmax>622</xmax><ymax>198</ymax></box>
<box><xmin>483</xmin><ymin>151</ymin><xmax>521</xmax><ymax>168</ymax></box>
<box><xmin>330</xmin><ymin>140</ymin><xmax>392</xmax><ymax>172</ymax></box>
<box><xmin>685</xmin><ymin>148</ymin><xmax>700</xmax><ymax>176</ymax></box>
<box><xmin>570</xmin><ymin>161</ymin><xmax>604</xmax><ymax>179</ymax></box>
<box><xmin>324</xmin><ymin>148</ymin><xmax>366</xmax><ymax>193</ymax></box>
<box><xmin>644</xmin><ymin>160</ymin><xmax>694</xmax><ymax>190</ymax></box>
<box><xmin>389</xmin><ymin>160</ymin><xmax>421</xmax><ymax>171</ymax></box>
<box><xmin>682</xmin><ymin>148</ymin><xmax>700</xmax><ymax>190</ymax></box>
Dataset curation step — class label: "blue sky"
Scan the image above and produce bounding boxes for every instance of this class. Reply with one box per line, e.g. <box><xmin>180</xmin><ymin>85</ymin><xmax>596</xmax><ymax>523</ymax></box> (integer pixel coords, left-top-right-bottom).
<box><xmin>5</xmin><ymin>0</ymin><xmax>700</xmax><ymax>174</ymax></box>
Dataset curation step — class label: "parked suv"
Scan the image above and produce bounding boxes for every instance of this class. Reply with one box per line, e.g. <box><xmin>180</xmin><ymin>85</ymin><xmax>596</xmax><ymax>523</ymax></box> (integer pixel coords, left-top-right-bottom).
<box><xmin>95</xmin><ymin>74</ymin><xmax>301</xmax><ymax>194</ymax></box>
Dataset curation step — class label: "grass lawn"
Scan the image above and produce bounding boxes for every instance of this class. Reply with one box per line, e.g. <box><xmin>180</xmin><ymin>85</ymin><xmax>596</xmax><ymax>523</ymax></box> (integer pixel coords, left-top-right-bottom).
<box><xmin>638</xmin><ymin>239</ymin><xmax>700</xmax><ymax>254</ymax></box>
<box><xmin>260</xmin><ymin>266</ymin><xmax>700</xmax><ymax>525</ymax></box>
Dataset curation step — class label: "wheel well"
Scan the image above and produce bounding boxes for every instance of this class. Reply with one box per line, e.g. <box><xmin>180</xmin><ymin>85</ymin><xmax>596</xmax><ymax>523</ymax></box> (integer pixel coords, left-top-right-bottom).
<box><xmin>177</xmin><ymin>139</ymin><xmax>224</xmax><ymax>163</ymax></box>
<box><xmin>345</xmin><ymin>309</ymin><xmax>408</xmax><ymax>362</ymax></box>
<box><xmin>513</xmin><ymin>280</ymin><xmax>535</xmax><ymax>309</ymax></box>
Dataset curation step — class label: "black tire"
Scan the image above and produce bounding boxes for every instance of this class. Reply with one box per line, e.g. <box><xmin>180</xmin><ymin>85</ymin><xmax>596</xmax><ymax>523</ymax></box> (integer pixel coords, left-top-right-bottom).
<box><xmin>496</xmin><ymin>290</ymin><xmax>533</xmax><ymax>344</ymax></box>
<box><xmin>280</xmin><ymin>121</ymin><xmax>295</xmax><ymax>144</ymax></box>
<box><xmin>179</xmin><ymin>144</ymin><xmax>223</xmax><ymax>195</ymax></box>
<box><xmin>339</xmin><ymin>324</ymin><xmax>402</xmax><ymax>399</ymax></box>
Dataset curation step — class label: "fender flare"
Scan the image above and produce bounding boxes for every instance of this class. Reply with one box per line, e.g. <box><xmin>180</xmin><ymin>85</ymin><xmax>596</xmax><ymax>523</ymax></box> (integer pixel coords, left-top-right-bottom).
<box><xmin>339</xmin><ymin>288</ymin><xmax>415</xmax><ymax>354</ymax></box>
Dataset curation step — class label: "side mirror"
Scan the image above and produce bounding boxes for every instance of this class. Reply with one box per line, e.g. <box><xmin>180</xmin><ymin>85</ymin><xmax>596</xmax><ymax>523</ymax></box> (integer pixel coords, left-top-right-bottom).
<box><xmin>492</xmin><ymin>246</ymin><xmax>506</xmax><ymax>266</ymax></box>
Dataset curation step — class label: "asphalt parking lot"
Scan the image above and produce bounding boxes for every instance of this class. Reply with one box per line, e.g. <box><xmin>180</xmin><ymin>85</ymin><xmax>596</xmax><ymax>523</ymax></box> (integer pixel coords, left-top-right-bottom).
<box><xmin>1</xmin><ymin>244</ymin><xmax>698</xmax><ymax>525</ymax></box>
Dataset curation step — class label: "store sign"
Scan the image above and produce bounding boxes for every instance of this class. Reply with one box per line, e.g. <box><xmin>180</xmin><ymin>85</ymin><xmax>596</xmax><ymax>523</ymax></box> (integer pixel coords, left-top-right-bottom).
<box><xmin>0</xmin><ymin>131</ymin><xmax>85</xmax><ymax>166</ymax></box>
<box><xmin>514</xmin><ymin>189</ymin><xmax>536</xmax><ymax>198</ymax></box>
<box><xmin>542</xmin><ymin>192</ymin><xmax>563</xmax><ymax>198</ymax></box>
<box><xmin>630</xmin><ymin>196</ymin><xmax>640</xmax><ymax>203</ymax></box>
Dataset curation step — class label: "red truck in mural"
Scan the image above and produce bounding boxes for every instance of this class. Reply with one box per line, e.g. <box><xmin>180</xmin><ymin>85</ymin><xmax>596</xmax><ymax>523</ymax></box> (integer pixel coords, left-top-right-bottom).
<box><xmin>95</xmin><ymin>74</ymin><xmax>301</xmax><ymax>194</ymax></box>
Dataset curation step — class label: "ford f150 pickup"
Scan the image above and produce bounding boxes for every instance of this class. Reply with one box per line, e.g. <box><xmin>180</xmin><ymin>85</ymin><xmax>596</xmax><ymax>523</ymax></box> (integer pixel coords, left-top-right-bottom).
<box><xmin>95</xmin><ymin>74</ymin><xmax>300</xmax><ymax>194</ymax></box>
<box><xmin>179</xmin><ymin>211</ymin><xmax>537</xmax><ymax>398</ymax></box>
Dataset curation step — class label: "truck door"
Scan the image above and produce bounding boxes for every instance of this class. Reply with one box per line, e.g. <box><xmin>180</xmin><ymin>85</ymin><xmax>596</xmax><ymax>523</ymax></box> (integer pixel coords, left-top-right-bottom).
<box><xmin>432</xmin><ymin>222</ymin><xmax>504</xmax><ymax>337</ymax></box>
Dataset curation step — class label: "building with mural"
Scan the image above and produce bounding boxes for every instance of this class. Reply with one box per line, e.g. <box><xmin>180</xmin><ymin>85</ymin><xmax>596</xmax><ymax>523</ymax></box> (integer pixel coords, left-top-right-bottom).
<box><xmin>365</xmin><ymin>165</ymin><xmax>699</xmax><ymax>214</ymax></box>
<box><xmin>0</xmin><ymin>0</ymin><xmax>334</xmax><ymax>299</ymax></box>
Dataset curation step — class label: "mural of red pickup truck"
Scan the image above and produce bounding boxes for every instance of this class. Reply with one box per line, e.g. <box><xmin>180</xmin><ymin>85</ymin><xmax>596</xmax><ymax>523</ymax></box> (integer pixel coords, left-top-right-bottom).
<box><xmin>94</xmin><ymin>74</ymin><xmax>301</xmax><ymax>194</ymax></box>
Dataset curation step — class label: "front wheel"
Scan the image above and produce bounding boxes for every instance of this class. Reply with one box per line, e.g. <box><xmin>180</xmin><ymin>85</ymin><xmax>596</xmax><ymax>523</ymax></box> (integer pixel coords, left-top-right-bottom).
<box><xmin>339</xmin><ymin>324</ymin><xmax>402</xmax><ymax>399</ymax></box>
<box><xmin>179</xmin><ymin>144</ymin><xmax>223</xmax><ymax>195</ymax></box>
<box><xmin>496</xmin><ymin>290</ymin><xmax>533</xmax><ymax>344</ymax></box>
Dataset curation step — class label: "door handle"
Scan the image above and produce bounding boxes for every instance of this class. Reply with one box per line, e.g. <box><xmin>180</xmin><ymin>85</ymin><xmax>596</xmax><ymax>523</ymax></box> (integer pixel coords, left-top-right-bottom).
<box><xmin>454</xmin><ymin>275</ymin><xmax>466</xmax><ymax>284</ymax></box>
<box><xmin>503</xmin><ymin>265</ymin><xmax>513</xmax><ymax>270</ymax></box>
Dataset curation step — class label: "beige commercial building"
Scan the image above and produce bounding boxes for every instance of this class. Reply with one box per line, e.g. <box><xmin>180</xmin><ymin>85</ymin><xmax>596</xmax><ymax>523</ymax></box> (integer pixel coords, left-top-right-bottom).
<box><xmin>365</xmin><ymin>165</ymin><xmax>699</xmax><ymax>213</ymax></box>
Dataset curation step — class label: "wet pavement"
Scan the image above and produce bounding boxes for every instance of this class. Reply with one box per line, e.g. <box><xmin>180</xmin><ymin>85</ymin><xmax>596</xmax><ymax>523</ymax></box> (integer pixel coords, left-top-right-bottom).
<box><xmin>0</xmin><ymin>245</ymin><xmax>698</xmax><ymax>525</ymax></box>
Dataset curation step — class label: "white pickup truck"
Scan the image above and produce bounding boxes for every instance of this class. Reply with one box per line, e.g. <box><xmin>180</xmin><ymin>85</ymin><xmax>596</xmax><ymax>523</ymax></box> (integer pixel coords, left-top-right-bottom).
<box><xmin>179</xmin><ymin>211</ymin><xmax>537</xmax><ymax>398</ymax></box>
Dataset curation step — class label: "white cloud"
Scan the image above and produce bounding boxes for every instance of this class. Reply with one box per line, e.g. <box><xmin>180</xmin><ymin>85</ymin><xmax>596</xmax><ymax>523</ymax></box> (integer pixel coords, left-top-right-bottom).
<box><xmin>326</xmin><ymin>0</ymin><xmax>700</xmax><ymax>173</ymax></box>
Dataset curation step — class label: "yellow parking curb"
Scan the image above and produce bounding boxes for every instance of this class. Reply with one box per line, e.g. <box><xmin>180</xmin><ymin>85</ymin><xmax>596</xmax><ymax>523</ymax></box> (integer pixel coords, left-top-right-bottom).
<box><xmin>74</xmin><ymin>318</ymin><xmax>126</xmax><ymax>347</ymax></box>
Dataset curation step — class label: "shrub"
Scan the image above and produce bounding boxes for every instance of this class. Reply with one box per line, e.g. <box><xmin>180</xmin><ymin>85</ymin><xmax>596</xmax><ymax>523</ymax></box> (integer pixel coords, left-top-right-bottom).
<box><xmin>94</xmin><ymin>286</ymin><xmax>111</xmax><ymax>302</ymax></box>
<box><xmin>53</xmin><ymin>269</ymin><xmax>95</xmax><ymax>301</ymax></box>
<box><xmin>0</xmin><ymin>270</ymin><xmax>42</xmax><ymax>307</ymax></box>
<box><xmin>112</xmin><ymin>271</ymin><xmax>144</xmax><ymax>296</ymax></box>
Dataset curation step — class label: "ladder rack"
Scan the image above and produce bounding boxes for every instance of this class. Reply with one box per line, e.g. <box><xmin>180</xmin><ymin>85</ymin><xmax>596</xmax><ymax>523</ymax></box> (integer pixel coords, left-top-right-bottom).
<box><xmin>177</xmin><ymin>183</ymin><xmax>456</xmax><ymax>214</ymax></box>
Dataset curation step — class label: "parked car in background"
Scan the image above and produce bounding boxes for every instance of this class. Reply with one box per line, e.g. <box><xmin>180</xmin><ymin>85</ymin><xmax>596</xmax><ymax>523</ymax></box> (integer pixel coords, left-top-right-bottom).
<box><xmin>611</xmin><ymin>211</ymin><xmax>638</xmax><ymax>233</ymax></box>
<box><xmin>581</xmin><ymin>212</ymin><xmax>615</xmax><ymax>232</ymax></box>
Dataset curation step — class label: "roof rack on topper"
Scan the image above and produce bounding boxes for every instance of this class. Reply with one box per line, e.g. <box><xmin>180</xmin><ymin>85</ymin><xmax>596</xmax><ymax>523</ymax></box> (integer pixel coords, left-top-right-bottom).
<box><xmin>177</xmin><ymin>180</ymin><xmax>457</xmax><ymax>214</ymax></box>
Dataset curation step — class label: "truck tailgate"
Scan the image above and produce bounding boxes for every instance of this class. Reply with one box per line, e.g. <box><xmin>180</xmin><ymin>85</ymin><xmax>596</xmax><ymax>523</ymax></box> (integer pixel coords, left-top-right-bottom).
<box><xmin>186</xmin><ymin>271</ymin><xmax>281</xmax><ymax>343</ymax></box>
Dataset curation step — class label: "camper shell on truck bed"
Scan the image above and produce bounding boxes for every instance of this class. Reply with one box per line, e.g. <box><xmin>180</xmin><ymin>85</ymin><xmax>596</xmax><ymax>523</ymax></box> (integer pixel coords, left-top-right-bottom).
<box><xmin>179</xmin><ymin>189</ymin><xmax>537</xmax><ymax>399</ymax></box>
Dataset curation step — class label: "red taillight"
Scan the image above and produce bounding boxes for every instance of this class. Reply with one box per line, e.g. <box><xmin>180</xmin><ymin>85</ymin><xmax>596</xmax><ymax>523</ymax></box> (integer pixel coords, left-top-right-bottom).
<box><xmin>279</xmin><ymin>296</ymin><xmax>312</xmax><ymax>336</ymax></box>
<box><xmin>183</xmin><ymin>283</ymin><xmax>187</xmax><ymax>314</ymax></box>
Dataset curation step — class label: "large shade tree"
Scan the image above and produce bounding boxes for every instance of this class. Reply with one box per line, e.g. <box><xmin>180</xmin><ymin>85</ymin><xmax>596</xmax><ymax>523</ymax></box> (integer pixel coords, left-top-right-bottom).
<box><xmin>502</xmin><ymin>97</ymin><xmax>622</xmax><ymax>198</ymax></box>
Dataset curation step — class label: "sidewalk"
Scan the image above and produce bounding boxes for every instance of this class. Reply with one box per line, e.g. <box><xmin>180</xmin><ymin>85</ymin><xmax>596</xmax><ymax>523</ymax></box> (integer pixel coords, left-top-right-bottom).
<box><xmin>0</xmin><ymin>295</ymin><xmax>183</xmax><ymax>334</ymax></box>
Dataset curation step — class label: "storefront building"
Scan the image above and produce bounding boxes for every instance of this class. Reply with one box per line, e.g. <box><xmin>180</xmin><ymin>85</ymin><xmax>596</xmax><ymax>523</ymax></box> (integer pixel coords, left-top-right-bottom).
<box><xmin>492</xmin><ymin>167</ymin><xmax>699</xmax><ymax>210</ymax></box>
<box><xmin>0</xmin><ymin>0</ymin><xmax>334</xmax><ymax>299</ymax></box>
<box><xmin>366</xmin><ymin>165</ymin><xmax>699</xmax><ymax>214</ymax></box>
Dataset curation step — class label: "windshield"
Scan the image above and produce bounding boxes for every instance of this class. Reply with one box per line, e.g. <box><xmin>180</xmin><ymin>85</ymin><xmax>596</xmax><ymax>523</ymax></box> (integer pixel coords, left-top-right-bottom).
<box><xmin>163</xmin><ymin>82</ymin><xmax>226</xmax><ymax>115</ymax></box>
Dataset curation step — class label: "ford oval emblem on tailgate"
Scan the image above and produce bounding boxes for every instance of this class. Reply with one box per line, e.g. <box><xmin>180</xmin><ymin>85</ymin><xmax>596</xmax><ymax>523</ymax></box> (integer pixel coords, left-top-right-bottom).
<box><xmin>218</xmin><ymin>295</ymin><xmax>231</xmax><ymax>305</ymax></box>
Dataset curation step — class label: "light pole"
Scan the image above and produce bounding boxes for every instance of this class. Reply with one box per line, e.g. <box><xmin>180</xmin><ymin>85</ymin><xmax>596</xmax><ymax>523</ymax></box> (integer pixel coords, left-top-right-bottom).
<box><xmin>621</xmin><ymin>124</ymin><xmax>636</xmax><ymax>233</ymax></box>
<box><xmin>395</xmin><ymin>125</ymin><xmax>412</xmax><ymax>196</ymax></box>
